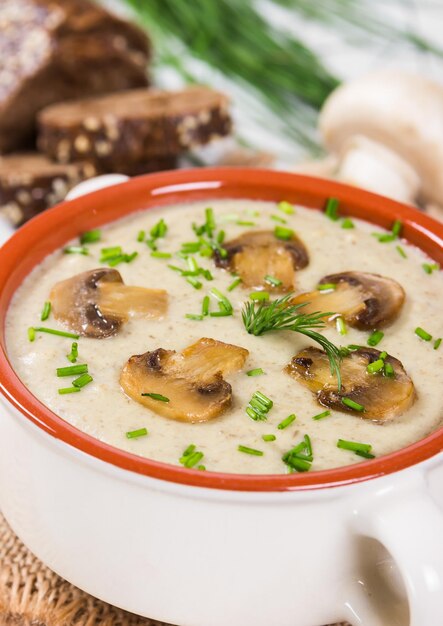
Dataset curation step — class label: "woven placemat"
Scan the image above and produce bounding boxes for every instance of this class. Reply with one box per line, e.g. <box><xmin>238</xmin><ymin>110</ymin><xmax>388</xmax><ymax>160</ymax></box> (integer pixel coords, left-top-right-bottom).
<box><xmin>0</xmin><ymin>512</ymin><xmax>349</xmax><ymax>626</ymax></box>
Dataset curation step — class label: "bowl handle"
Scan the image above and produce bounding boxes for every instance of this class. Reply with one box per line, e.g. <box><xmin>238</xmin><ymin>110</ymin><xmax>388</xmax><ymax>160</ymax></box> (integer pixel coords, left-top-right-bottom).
<box><xmin>65</xmin><ymin>174</ymin><xmax>129</xmax><ymax>200</ymax></box>
<box><xmin>343</xmin><ymin>471</ymin><xmax>443</xmax><ymax>626</ymax></box>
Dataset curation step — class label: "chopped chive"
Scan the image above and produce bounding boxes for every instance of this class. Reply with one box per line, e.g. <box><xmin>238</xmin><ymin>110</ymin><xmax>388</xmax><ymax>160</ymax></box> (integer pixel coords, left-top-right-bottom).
<box><xmin>151</xmin><ymin>251</ymin><xmax>172</xmax><ymax>259</ymax></box>
<box><xmin>286</xmin><ymin>457</ymin><xmax>311</xmax><ymax>472</ymax></box>
<box><xmin>227</xmin><ymin>277</ymin><xmax>242</xmax><ymax>292</ymax></box>
<box><xmin>262</xmin><ymin>434</ymin><xmax>276</xmax><ymax>442</ymax></box>
<box><xmin>238</xmin><ymin>445</ymin><xmax>264</xmax><ymax>456</ymax></box>
<box><xmin>237</xmin><ymin>220</ymin><xmax>256</xmax><ymax>226</ymax></box>
<box><xmin>33</xmin><ymin>327</ymin><xmax>79</xmax><ymax>339</ymax></box>
<box><xmin>182</xmin><ymin>444</ymin><xmax>196</xmax><ymax>458</ymax></box>
<box><xmin>197</xmin><ymin>465</ymin><xmax>206</xmax><ymax>471</ymax></box>
<box><xmin>186</xmin><ymin>277</ymin><xmax>203</xmax><ymax>290</ymax></box>
<box><xmin>277</xmin><ymin>413</ymin><xmax>296</xmax><ymax>430</ymax></box>
<box><xmin>274</xmin><ymin>225</ymin><xmax>294</xmax><ymax>240</ymax></box>
<box><xmin>312</xmin><ymin>410</ymin><xmax>331</xmax><ymax>420</ymax></box>
<box><xmin>367</xmin><ymin>330</ymin><xmax>384</xmax><ymax>347</ymax></box>
<box><xmin>384</xmin><ymin>362</ymin><xmax>395</xmax><ymax>377</ymax></box>
<box><xmin>317</xmin><ymin>283</ymin><xmax>336</xmax><ymax>291</ymax></box>
<box><xmin>254</xmin><ymin>391</ymin><xmax>273</xmax><ymax>408</ymax></box>
<box><xmin>72</xmin><ymin>373</ymin><xmax>93</xmax><ymax>388</ymax></box>
<box><xmin>422</xmin><ymin>262</ymin><xmax>439</xmax><ymax>275</ymax></box>
<box><xmin>219</xmin><ymin>213</ymin><xmax>239</xmax><ymax>223</ymax></box>
<box><xmin>337</xmin><ymin>439</ymin><xmax>372</xmax><ymax>454</ymax></box>
<box><xmin>342</xmin><ymin>397</ymin><xmax>365</xmax><ymax>412</ymax></box>
<box><xmin>184</xmin><ymin>451</ymin><xmax>204</xmax><ymax>468</ymax></box>
<box><xmin>271</xmin><ymin>214</ymin><xmax>287</xmax><ymax>224</ymax></box>
<box><xmin>379</xmin><ymin>351</ymin><xmax>388</xmax><ymax>360</ymax></box>
<box><xmin>246</xmin><ymin>391</ymin><xmax>273</xmax><ymax>421</ymax></box>
<box><xmin>200</xmin><ymin>268</ymin><xmax>213</xmax><ymax>281</ymax></box>
<box><xmin>209</xmin><ymin>310</ymin><xmax>232</xmax><ymax>317</ymax></box>
<box><xmin>187</xmin><ymin>256</ymin><xmax>199</xmax><ymax>272</ymax></box>
<box><xmin>355</xmin><ymin>450</ymin><xmax>376</xmax><ymax>459</ymax></box>
<box><xmin>58</xmin><ymin>386</ymin><xmax>81</xmax><ymax>395</ymax></box>
<box><xmin>246</xmin><ymin>368</ymin><xmax>264</xmax><ymax>377</ymax></box>
<box><xmin>80</xmin><ymin>229</ymin><xmax>101</xmax><ymax>244</ymax></box>
<box><xmin>366</xmin><ymin>359</ymin><xmax>385</xmax><ymax>374</ymax></box>
<box><xmin>341</xmin><ymin>217</ymin><xmax>354</xmax><ymax>229</ymax></box>
<box><xmin>264</xmin><ymin>275</ymin><xmax>282</xmax><ymax>287</ymax></box>
<box><xmin>304</xmin><ymin>434</ymin><xmax>313</xmax><ymax>457</ymax></box>
<box><xmin>56</xmin><ymin>364</ymin><xmax>88</xmax><ymax>377</ymax></box>
<box><xmin>141</xmin><ymin>392</ymin><xmax>170</xmax><ymax>402</ymax></box>
<box><xmin>373</xmin><ymin>233</ymin><xmax>396</xmax><ymax>243</ymax></box>
<box><xmin>434</xmin><ymin>338</ymin><xmax>442</xmax><ymax>350</ymax></box>
<box><xmin>250</xmin><ymin>291</ymin><xmax>269</xmax><ymax>301</ymax></box>
<box><xmin>28</xmin><ymin>327</ymin><xmax>36</xmax><ymax>342</ymax></box>
<box><xmin>185</xmin><ymin>313</ymin><xmax>204</xmax><ymax>321</ymax></box>
<box><xmin>336</xmin><ymin>316</ymin><xmax>347</xmax><ymax>336</ymax></box>
<box><xmin>100</xmin><ymin>246</ymin><xmax>122</xmax><ymax>260</ymax></box>
<box><xmin>217</xmin><ymin>230</ymin><xmax>225</xmax><ymax>244</ymax></box>
<box><xmin>415</xmin><ymin>327</ymin><xmax>432</xmax><ymax>341</ymax></box>
<box><xmin>126</xmin><ymin>427</ymin><xmax>148</xmax><ymax>439</ymax></box>
<box><xmin>64</xmin><ymin>245</ymin><xmax>88</xmax><ymax>255</ymax></box>
<box><xmin>277</xmin><ymin>200</ymin><xmax>295</xmax><ymax>215</ymax></box>
<box><xmin>181</xmin><ymin>242</ymin><xmax>201</xmax><ymax>253</ymax></box>
<box><xmin>396</xmin><ymin>245</ymin><xmax>407</xmax><ymax>259</ymax></box>
<box><xmin>124</xmin><ymin>251</ymin><xmax>138</xmax><ymax>263</ymax></box>
<box><xmin>325</xmin><ymin>197</ymin><xmax>339</xmax><ymax>221</ymax></box>
<box><xmin>210</xmin><ymin>288</ymin><xmax>233</xmax><ymax>313</ymax></box>
<box><xmin>106</xmin><ymin>254</ymin><xmax>125</xmax><ymax>266</ymax></box>
<box><xmin>150</xmin><ymin>218</ymin><xmax>167</xmax><ymax>239</ymax></box>
<box><xmin>202</xmin><ymin>295</ymin><xmax>210</xmax><ymax>316</ymax></box>
<box><xmin>137</xmin><ymin>230</ymin><xmax>145</xmax><ymax>242</ymax></box>
<box><xmin>67</xmin><ymin>342</ymin><xmax>78</xmax><ymax>363</ymax></box>
<box><xmin>146</xmin><ymin>238</ymin><xmax>157</xmax><ymax>251</ymax></box>
<box><xmin>391</xmin><ymin>220</ymin><xmax>403</xmax><ymax>237</ymax></box>
<box><xmin>205</xmin><ymin>207</ymin><xmax>216</xmax><ymax>234</ymax></box>
<box><xmin>40</xmin><ymin>301</ymin><xmax>51</xmax><ymax>321</ymax></box>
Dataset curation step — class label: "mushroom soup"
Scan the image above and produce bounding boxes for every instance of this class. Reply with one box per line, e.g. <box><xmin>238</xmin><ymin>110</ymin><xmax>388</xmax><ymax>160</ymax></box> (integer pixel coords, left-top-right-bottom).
<box><xmin>6</xmin><ymin>199</ymin><xmax>443</xmax><ymax>474</ymax></box>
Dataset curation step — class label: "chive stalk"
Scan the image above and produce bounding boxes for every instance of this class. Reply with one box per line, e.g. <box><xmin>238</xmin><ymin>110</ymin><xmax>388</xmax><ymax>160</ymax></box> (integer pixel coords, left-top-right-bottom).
<box><xmin>342</xmin><ymin>397</ymin><xmax>365</xmax><ymax>412</ymax></box>
<box><xmin>126</xmin><ymin>427</ymin><xmax>148</xmax><ymax>439</ymax></box>
<box><xmin>80</xmin><ymin>229</ymin><xmax>101</xmax><ymax>244</ymax></box>
<box><xmin>367</xmin><ymin>330</ymin><xmax>384</xmax><ymax>347</ymax></box>
<box><xmin>141</xmin><ymin>392</ymin><xmax>170</xmax><ymax>402</ymax></box>
<box><xmin>325</xmin><ymin>197</ymin><xmax>339</xmax><ymax>221</ymax></box>
<box><xmin>277</xmin><ymin>201</ymin><xmax>295</xmax><ymax>215</ymax></box>
<box><xmin>277</xmin><ymin>413</ymin><xmax>296</xmax><ymax>430</ymax></box>
<box><xmin>58</xmin><ymin>386</ymin><xmax>81</xmax><ymax>395</ymax></box>
<box><xmin>41</xmin><ymin>301</ymin><xmax>51</xmax><ymax>321</ymax></box>
<box><xmin>312</xmin><ymin>410</ymin><xmax>331</xmax><ymax>420</ymax></box>
<box><xmin>32</xmin><ymin>327</ymin><xmax>80</xmax><ymax>339</ymax></box>
<box><xmin>246</xmin><ymin>368</ymin><xmax>264</xmax><ymax>377</ymax></box>
<box><xmin>415</xmin><ymin>327</ymin><xmax>432</xmax><ymax>341</ymax></box>
<box><xmin>274</xmin><ymin>226</ymin><xmax>294</xmax><ymax>240</ymax></box>
<box><xmin>238</xmin><ymin>445</ymin><xmax>264</xmax><ymax>456</ymax></box>
<box><xmin>56</xmin><ymin>364</ymin><xmax>88</xmax><ymax>377</ymax></box>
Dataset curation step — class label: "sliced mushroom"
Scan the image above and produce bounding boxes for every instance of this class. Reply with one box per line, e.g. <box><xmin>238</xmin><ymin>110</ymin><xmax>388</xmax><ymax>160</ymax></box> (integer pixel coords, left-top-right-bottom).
<box><xmin>120</xmin><ymin>337</ymin><xmax>249</xmax><ymax>423</ymax></box>
<box><xmin>50</xmin><ymin>268</ymin><xmax>167</xmax><ymax>338</ymax></box>
<box><xmin>215</xmin><ymin>230</ymin><xmax>308</xmax><ymax>291</ymax></box>
<box><xmin>291</xmin><ymin>272</ymin><xmax>405</xmax><ymax>329</ymax></box>
<box><xmin>285</xmin><ymin>346</ymin><xmax>415</xmax><ymax>422</ymax></box>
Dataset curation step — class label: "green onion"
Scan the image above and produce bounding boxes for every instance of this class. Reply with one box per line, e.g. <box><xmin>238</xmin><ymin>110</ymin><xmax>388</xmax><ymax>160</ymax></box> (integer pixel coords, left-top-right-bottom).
<box><xmin>181</xmin><ymin>444</ymin><xmax>196</xmax><ymax>458</ymax></box>
<box><xmin>126</xmin><ymin>427</ymin><xmax>148</xmax><ymax>439</ymax></box>
<box><xmin>56</xmin><ymin>364</ymin><xmax>88</xmax><ymax>377</ymax></box>
<box><xmin>342</xmin><ymin>397</ymin><xmax>365</xmax><ymax>412</ymax></box>
<box><xmin>100</xmin><ymin>246</ymin><xmax>122</xmax><ymax>260</ymax></box>
<box><xmin>217</xmin><ymin>230</ymin><xmax>225</xmax><ymax>244</ymax></box>
<box><xmin>415</xmin><ymin>327</ymin><xmax>432</xmax><ymax>341</ymax></box>
<box><xmin>141</xmin><ymin>392</ymin><xmax>170</xmax><ymax>402</ymax></box>
<box><xmin>422</xmin><ymin>262</ymin><xmax>439</xmax><ymax>275</ymax></box>
<box><xmin>336</xmin><ymin>316</ymin><xmax>347</xmax><ymax>335</ymax></box>
<box><xmin>67</xmin><ymin>342</ymin><xmax>78</xmax><ymax>363</ymax></box>
<box><xmin>434</xmin><ymin>338</ymin><xmax>442</xmax><ymax>350</ymax></box>
<box><xmin>366</xmin><ymin>359</ymin><xmax>385</xmax><ymax>374</ymax></box>
<box><xmin>40</xmin><ymin>301</ymin><xmax>51</xmax><ymax>321</ymax></box>
<box><xmin>64</xmin><ymin>245</ymin><xmax>88</xmax><ymax>255</ymax></box>
<box><xmin>355</xmin><ymin>450</ymin><xmax>376</xmax><ymax>459</ymax></box>
<box><xmin>250</xmin><ymin>291</ymin><xmax>269</xmax><ymax>301</ymax></box>
<box><xmin>227</xmin><ymin>277</ymin><xmax>242</xmax><ymax>292</ymax></box>
<box><xmin>80</xmin><ymin>229</ymin><xmax>101</xmax><ymax>244</ymax></box>
<box><xmin>150</xmin><ymin>218</ymin><xmax>168</xmax><ymax>239</ymax></box>
<box><xmin>373</xmin><ymin>233</ymin><xmax>396</xmax><ymax>243</ymax></box>
<box><xmin>32</xmin><ymin>327</ymin><xmax>79</xmax><ymax>339</ymax></box>
<box><xmin>312</xmin><ymin>410</ymin><xmax>331</xmax><ymax>420</ymax></box>
<box><xmin>202</xmin><ymin>295</ymin><xmax>210</xmax><ymax>316</ymax></box>
<box><xmin>137</xmin><ymin>230</ymin><xmax>146</xmax><ymax>242</ymax></box>
<box><xmin>124</xmin><ymin>252</ymin><xmax>138</xmax><ymax>263</ymax></box>
<box><xmin>184</xmin><ymin>451</ymin><xmax>204</xmax><ymax>468</ymax></box>
<box><xmin>209</xmin><ymin>310</ymin><xmax>232</xmax><ymax>317</ymax></box>
<box><xmin>197</xmin><ymin>465</ymin><xmax>206</xmax><ymax>471</ymax></box>
<box><xmin>210</xmin><ymin>288</ymin><xmax>233</xmax><ymax>313</ymax></box>
<box><xmin>72</xmin><ymin>373</ymin><xmax>93</xmax><ymax>388</ymax></box>
<box><xmin>391</xmin><ymin>220</ymin><xmax>403</xmax><ymax>237</ymax></box>
<box><xmin>337</xmin><ymin>439</ymin><xmax>372</xmax><ymax>454</ymax></box>
<box><xmin>341</xmin><ymin>218</ymin><xmax>354</xmax><ymax>229</ymax></box>
<box><xmin>264</xmin><ymin>275</ymin><xmax>282</xmax><ymax>287</ymax></box>
<box><xmin>246</xmin><ymin>368</ymin><xmax>264</xmax><ymax>377</ymax></box>
<box><xmin>384</xmin><ymin>362</ymin><xmax>395</xmax><ymax>377</ymax></box>
<box><xmin>277</xmin><ymin>413</ymin><xmax>296</xmax><ymax>430</ymax></box>
<box><xmin>396</xmin><ymin>245</ymin><xmax>407</xmax><ymax>259</ymax></box>
<box><xmin>28</xmin><ymin>327</ymin><xmax>36</xmax><ymax>342</ymax></box>
<box><xmin>146</xmin><ymin>238</ymin><xmax>157</xmax><ymax>251</ymax></box>
<box><xmin>151</xmin><ymin>251</ymin><xmax>172</xmax><ymax>259</ymax></box>
<box><xmin>185</xmin><ymin>313</ymin><xmax>204</xmax><ymax>321</ymax></box>
<box><xmin>181</xmin><ymin>241</ymin><xmax>201</xmax><ymax>254</ymax></box>
<box><xmin>325</xmin><ymin>197</ymin><xmax>339</xmax><ymax>221</ymax></box>
<box><xmin>186</xmin><ymin>277</ymin><xmax>203</xmax><ymax>290</ymax></box>
<box><xmin>282</xmin><ymin>436</ymin><xmax>313</xmax><ymax>472</ymax></box>
<box><xmin>58</xmin><ymin>386</ymin><xmax>81</xmax><ymax>395</ymax></box>
<box><xmin>317</xmin><ymin>283</ymin><xmax>336</xmax><ymax>291</ymax></box>
<box><xmin>238</xmin><ymin>445</ymin><xmax>264</xmax><ymax>456</ymax></box>
<box><xmin>277</xmin><ymin>200</ymin><xmax>295</xmax><ymax>215</ymax></box>
<box><xmin>271</xmin><ymin>214</ymin><xmax>287</xmax><ymax>224</ymax></box>
<box><xmin>262</xmin><ymin>434</ymin><xmax>276</xmax><ymax>442</ymax></box>
<box><xmin>379</xmin><ymin>351</ymin><xmax>387</xmax><ymax>360</ymax></box>
<box><xmin>205</xmin><ymin>207</ymin><xmax>216</xmax><ymax>234</ymax></box>
<box><xmin>286</xmin><ymin>457</ymin><xmax>311</xmax><ymax>472</ymax></box>
<box><xmin>246</xmin><ymin>390</ymin><xmax>273</xmax><ymax>421</ymax></box>
<box><xmin>274</xmin><ymin>226</ymin><xmax>294</xmax><ymax>240</ymax></box>
<box><xmin>237</xmin><ymin>220</ymin><xmax>255</xmax><ymax>227</ymax></box>
<box><xmin>367</xmin><ymin>330</ymin><xmax>384</xmax><ymax>347</ymax></box>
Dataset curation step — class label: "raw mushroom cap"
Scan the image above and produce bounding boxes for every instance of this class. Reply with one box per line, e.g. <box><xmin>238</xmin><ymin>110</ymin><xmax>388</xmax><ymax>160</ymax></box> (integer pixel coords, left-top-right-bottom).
<box><xmin>215</xmin><ymin>230</ymin><xmax>308</xmax><ymax>291</ymax></box>
<box><xmin>120</xmin><ymin>337</ymin><xmax>249</xmax><ymax>423</ymax></box>
<box><xmin>291</xmin><ymin>271</ymin><xmax>405</xmax><ymax>329</ymax></box>
<box><xmin>50</xmin><ymin>268</ymin><xmax>167</xmax><ymax>338</ymax></box>
<box><xmin>285</xmin><ymin>346</ymin><xmax>416</xmax><ymax>422</ymax></box>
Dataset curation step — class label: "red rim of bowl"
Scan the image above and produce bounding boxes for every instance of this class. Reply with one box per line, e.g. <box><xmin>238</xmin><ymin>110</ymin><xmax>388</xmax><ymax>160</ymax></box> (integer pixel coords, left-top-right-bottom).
<box><xmin>0</xmin><ymin>168</ymin><xmax>442</xmax><ymax>492</ymax></box>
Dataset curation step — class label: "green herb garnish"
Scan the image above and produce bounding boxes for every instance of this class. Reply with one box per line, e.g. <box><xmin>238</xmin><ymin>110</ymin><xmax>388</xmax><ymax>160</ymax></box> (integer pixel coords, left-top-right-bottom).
<box><xmin>271</xmin><ymin>214</ymin><xmax>287</xmax><ymax>224</ymax></box>
<box><xmin>185</xmin><ymin>313</ymin><xmax>204</xmax><ymax>321</ymax></box>
<box><xmin>250</xmin><ymin>291</ymin><xmax>269</xmax><ymax>301</ymax></box>
<box><xmin>80</xmin><ymin>229</ymin><xmax>101</xmax><ymax>244</ymax></box>
<box><xmin>141</xmin><ymin>392</ymin><xmax>170</xmax><ymax>402</ymax></box>
<box><xmin>282</xmin><ymin>435</ymin><xmax>313</xmax><ymax>472</ymax></box>
<box><xmin>325</xmin><ymin>197</ymin><xmax>339</xmax><ymax>221</ymax></box>
<box><xmin>396</xmin><ymin>245</ymin><xmax>407</xmax><ymax>259</ymax></box>
<box><xmin>422</xmin><ymin>262</ymin><xmax>439</xmax><ymax>275</ymax></box>
<box><xmin>277</xmin><ymin>201</ymin><xmax>295</xmax><ymax>215</ymax></box>
<box><xmin>238</xmin><ymin>445</ymin><xmax>264</xmax><ymax>456</ymax></box>
<box><xmin>227</xmin><ymin>277</ymin><xmax>242</xmax><ymax>292</ymax></box>
<box><xmin>31</xmin><ymin>327</ymin><xmax>80</xmax><ymax>340</ymax></box>
<box><xmin>337</xmin><ymin>439</ymin><xmax>372</xmax><ymax>454</ymax></box>
<box><xmin>202</xmin><ymin>296</ymin><xmax>210</xmax><ymax>316</ymax></box>
<box><xmin>56</xmin><ymin>364</ymin><xmax>88</xmax><ymax>377</ymax></box>
<box><xmin>246</xmin><ymin>390</ymin><xmax>273</xmax><ymax>421</ymax></box>
<box><xmin>41</xmin><ymin>301</ymin><xmax>51</xmax><ymax>321</ymax></box>
<box><xmin>264</xmin><ymin>275</ymin><xmax>282</xmax><ymax>287</ymax></box>
<box><xmin>415</xmin><ymin>327</ymin><xmax>432</xmax><ymax>341</ymax></box>
<box><xmin>366</xmin><ymin>359</ymin><xmax>384</xmax><ymax>374</ymax></box>
<box><xmin>367</xmin><ymin>330</ymin><xmax>384</xmax><ymax>347</ymax></box>
<box><xmin>277</xmin><ymin>413</ymin><xmax>296</xmax><ymax>430</ymax></box>
<box><xmin>246</xmin><ymin>368</ymin><xmax>264</xmax><ymax>377</ymax></box>
<box><xmin>336</xmin><ymin>316</ymin><xmax>347</xmax><ymax>336</ymax></box>
<box><xmin>312</xmin><ymin>410</ymin><xmax>331</xmax><ymax>420</ymax></box>
<box><xmin>28</xmin><ymin>327</ymin><xmax>36</xmax><ymax>342</ymax></box>
<box><xmin>274</xmin><ymin>225</ymin><xmax>294</xmax><ymax>240</ymax></box>
<box><xmin>151</xmin><ymin>251</ymin><xmax>172</xmax><ymax>259</ymax></box>
<box><xmin>67</xmin><ymin>342</ymin><xmax>78</xmax><ymax>363</ymax></box>
<box><xmin>126</xmin><ymin>428</ymin><xmax>148</xmax><ymax>439</ymax></box>
<box><xmin>137</xmin><ymin>230</ymin><xmax>146</xmax><ymax>242</ymax></box>
<box><xmin>58</xmin><ymin>386</ymin><xmax>81</xmax><ymax>395</ymax></box>
<box><xmin>72</xmin><ymin>373</ymin><xmax>93</xmax><ymax>388</ymax></box>
<box><xmin>262</xmin><ymin>434</ymin><xmax>276</xmax><ymax>442</ymax></box>
<box><xmin>64</xmin><ymin>246</ymin><xmax>89</xmax><ymax>255</ymax></box>
<box><xmin>341</xmin><ymin>397</ymin><xmax>365</xmax><ymax>412</ymax></box>
<box><xmin>317</xmin><ymin>283</ymin><xmax>336</xmax><ymax>291</ymax></box>
<box><xmin>186</xmin><ymin>277</ymin><xmax>203</xmax><ymax>290</ymax></box>
<box><xmin>210</xmin><ymin>288</ymin><xmax>233</xmax><ymax>314</ymax></box>
<box><xmin>341</xmin><ymin>218</ymin><xmax>354</xmax><ymax>229</ymax></box>
<box><xmin>434</xmin><ymin>338</ymin><xmax>442</xmax><ymax>350</ymax></box>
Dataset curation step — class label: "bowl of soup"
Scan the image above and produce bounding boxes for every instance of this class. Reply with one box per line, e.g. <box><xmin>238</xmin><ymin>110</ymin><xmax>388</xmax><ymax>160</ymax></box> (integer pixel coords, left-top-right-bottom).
<box><xmin>0</xmin><ymin>168</ymin><xmax>442</xmax><ymax>626</ymax></box>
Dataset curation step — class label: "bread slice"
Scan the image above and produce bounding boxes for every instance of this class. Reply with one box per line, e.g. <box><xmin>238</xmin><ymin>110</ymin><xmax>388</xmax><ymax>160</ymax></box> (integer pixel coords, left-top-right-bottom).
<box><xmin>0</xmin><ymin>0</ymin><xmax>150</xmax><ymax>153</ymax></box>
<box><xmin>37</xmin><ymin>86</ymin><xmax>232</xmax><ymax>170</ymax></box>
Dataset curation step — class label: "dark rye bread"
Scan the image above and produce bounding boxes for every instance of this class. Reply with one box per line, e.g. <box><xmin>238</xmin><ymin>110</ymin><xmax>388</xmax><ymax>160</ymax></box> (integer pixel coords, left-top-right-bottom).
<box><xmin>37</xmin><ymin>86</ymin><xmax>232</xmax><ymax>170</ymax></box>
<box><xmin>0</xmin><ymin>0</ymin><xmax>151</xmax><ymax>153</ymax></box>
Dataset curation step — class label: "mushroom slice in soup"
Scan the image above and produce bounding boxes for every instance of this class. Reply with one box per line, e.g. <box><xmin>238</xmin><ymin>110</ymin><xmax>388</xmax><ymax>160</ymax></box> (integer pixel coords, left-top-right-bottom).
<box><xmin>285</xmin><ymin>346</ymin><xmax>415</xmax><ymax>422</ymax></box>
<box><xmin>291</xmin><ymin>272</ymin><xmax>405</xmax><ymax>329</ymax></box>
<box><xmin>214</xmin><ymin>230</ymin><xmax>308</xmax><ymax>291</ymax></box>
<box><xmin>120</xmin><ymin>338</ymin><xmax>249</xmax><ymax>423</ymax></box>
<box><xmin>50</xmin><ymin>268</ymin><xmax>167</xmax><ymax>338</ymax></box>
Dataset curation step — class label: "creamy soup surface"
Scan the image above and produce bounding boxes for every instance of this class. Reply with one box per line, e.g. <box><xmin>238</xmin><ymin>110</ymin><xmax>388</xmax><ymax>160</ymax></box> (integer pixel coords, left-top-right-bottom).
<box><xmin>6</xmin><ymin>199</ymin><xmax>443</xmax><ymax>474</ymax></box>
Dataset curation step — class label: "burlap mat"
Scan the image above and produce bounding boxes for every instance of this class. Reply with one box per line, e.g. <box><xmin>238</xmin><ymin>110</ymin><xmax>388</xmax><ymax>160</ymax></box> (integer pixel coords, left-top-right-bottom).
<box><xmin>0</xmin><ymin>512</ymin><xmax>349</xmax><ymax>626</ymax></box>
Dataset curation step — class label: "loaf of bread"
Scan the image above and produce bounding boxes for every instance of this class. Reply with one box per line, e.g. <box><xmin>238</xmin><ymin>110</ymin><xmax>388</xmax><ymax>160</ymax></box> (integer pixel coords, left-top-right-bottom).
<box><xmin>0</xmin><ymin>0</ymin><xmax>151</xmax><ymax>153</ymax></box>
<box><xmin>37</xmin><ymin>87</ymin><xmax>232</xmax><ymax>170</ymax></box>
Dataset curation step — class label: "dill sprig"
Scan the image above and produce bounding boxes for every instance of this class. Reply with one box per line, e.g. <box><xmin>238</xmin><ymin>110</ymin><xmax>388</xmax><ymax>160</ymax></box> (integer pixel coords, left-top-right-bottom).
<box><xmin>242</xmin><ymin>293</ymin><xmax>342</xmax><ymax>389</ymax></box>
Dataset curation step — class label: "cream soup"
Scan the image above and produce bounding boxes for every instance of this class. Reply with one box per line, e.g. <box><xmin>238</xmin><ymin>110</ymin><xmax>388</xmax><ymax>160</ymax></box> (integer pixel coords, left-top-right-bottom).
<box><xmin>6</xmin><ymin>199</ymin><xmax>443</xmax><ymax>474</ymax></box>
